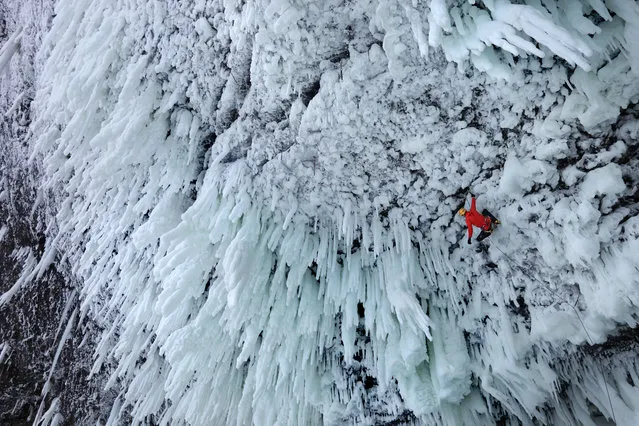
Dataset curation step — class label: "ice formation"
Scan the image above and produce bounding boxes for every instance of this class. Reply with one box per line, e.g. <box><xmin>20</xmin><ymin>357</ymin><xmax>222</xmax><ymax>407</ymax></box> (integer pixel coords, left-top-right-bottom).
<box><xmin>1</xmin><ymin>0</ymin><xmax>639</xmax><ymax>424</ymax></box>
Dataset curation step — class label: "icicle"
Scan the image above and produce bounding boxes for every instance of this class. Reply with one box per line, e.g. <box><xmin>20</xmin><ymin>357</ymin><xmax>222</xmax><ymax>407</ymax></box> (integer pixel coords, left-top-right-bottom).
<box><xmin>34</xmin><ymin>308</ymin><xmax>78</xmax><ymax>426</ymax></box>
<box><xmin>0</xmin><ymin>28</ymin><xmax>23</xmax><ymax>76</ymax></box>
<box><xmin>371</xmin><ymin>209</ymin><xmax>382</xmax><ymax>258</ymax></box>
<box><xmin>283</xmin><ymin>200</ymin><xmax>297</xmax><ymax>230</ymax></box>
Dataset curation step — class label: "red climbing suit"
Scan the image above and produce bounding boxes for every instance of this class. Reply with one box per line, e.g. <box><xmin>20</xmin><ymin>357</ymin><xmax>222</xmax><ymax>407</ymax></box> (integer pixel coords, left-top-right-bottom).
<box><xmin>465</xmin><ymin>197</ymin><xmax>492</xmax><ymax>239</ymax></box>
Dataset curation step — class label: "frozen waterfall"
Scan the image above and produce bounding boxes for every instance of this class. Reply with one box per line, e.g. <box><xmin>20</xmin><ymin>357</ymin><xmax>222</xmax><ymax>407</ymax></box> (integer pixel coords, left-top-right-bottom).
<box><xmin>2</xmin><ymin>0</ymin><xmax>639</xmax><ymax>424</ymax></box>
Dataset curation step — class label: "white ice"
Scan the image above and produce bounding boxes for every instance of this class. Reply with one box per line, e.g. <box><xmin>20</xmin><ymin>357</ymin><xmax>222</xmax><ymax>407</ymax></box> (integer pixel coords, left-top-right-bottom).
<box><xmin>2</xmin><ymin>0</ymin><xmax>639</xmax><ymax>425</ymax></box>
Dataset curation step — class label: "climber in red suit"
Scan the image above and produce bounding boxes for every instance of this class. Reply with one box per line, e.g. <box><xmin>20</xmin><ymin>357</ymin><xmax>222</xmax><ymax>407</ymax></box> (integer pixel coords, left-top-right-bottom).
<box><xmin>458</xmin><ymin>196</ymin><xmax>498</xmax><ymax>244</ymax></box>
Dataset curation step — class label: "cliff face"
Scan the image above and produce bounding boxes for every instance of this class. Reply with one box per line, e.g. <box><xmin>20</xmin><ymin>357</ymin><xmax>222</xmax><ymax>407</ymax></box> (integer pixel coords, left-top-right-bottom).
<box><xmin>2</xmin><ymin>1</ymin><xmax>639</xmax><ymax>425</ymax></box>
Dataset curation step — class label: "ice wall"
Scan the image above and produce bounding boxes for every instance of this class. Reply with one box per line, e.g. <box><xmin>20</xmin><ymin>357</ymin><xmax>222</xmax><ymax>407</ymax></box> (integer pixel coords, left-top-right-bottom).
<box><xmin>14</xmin><ymin>0</ymin><xmax>639</xmax><ymax>424</ymax></box>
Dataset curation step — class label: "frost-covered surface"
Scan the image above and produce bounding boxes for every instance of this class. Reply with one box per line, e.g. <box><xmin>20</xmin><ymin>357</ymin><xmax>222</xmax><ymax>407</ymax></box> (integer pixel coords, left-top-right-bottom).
<box><xmin>3</xmin><ymin>0</ymin><xmax>639</xmax><ymax>424</ymax></box>
<box><xmin>0</xmin><ymin>1</ymin><xmax>119</xmax><ymax>424</ymax></box>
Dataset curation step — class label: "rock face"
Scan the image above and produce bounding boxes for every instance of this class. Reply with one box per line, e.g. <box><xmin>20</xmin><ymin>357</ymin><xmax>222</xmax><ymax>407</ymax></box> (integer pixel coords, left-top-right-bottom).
<box><xmin>0</xmin><ymin>2</ymin><xmax>115</xmax><ymax>424</ymax></box>
<box><xmin>1</xmin><ymin>0</ymin><xmax>639</xmax><ymax>425</ymax></box>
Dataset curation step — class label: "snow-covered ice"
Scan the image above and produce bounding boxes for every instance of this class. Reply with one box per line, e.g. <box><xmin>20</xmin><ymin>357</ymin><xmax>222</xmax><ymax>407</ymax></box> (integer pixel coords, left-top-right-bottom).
<box><xmin>2</xmin><ymin>0</ymin><xmax>639</xmax><ymax>424</ymax></box>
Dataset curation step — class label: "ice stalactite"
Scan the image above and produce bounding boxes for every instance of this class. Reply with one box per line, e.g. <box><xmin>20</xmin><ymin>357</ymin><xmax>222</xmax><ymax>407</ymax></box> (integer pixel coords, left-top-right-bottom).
<box><xmin>390</xmin><ymin>0</ymin><xmax>639</xmax><ymax>128</ymax></box>
<box><xmin>0</xmin><ymin>27</ymin><xmax>22</xmax><ymax>76</ymax></box>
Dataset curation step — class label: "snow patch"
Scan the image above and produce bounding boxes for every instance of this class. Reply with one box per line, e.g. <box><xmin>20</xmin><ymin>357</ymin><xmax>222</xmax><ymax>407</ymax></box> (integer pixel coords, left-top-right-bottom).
<box><xmin>498</xmin><ymin>154</ymin><xmax>557</xmax><ymax>197</ymax></box>
<box><xmin>579</xmin><ymin>163</ymin><xmax>626</xmax><ymax>201</ymax></box>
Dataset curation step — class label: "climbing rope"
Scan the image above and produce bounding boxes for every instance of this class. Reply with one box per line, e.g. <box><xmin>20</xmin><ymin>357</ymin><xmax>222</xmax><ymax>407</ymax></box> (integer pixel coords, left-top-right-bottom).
<box><xmin>492</xmin><ymin>242</ymin><xmax>618</xmax><ymax>425</ymax></box>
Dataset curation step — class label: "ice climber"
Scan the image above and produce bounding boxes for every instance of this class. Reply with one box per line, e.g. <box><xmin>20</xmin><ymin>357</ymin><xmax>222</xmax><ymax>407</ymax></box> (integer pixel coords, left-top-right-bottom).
<box><xmin>458</xmin><ymin>195</ymin><xmax>499</xmax><ymax>244</ymax></box>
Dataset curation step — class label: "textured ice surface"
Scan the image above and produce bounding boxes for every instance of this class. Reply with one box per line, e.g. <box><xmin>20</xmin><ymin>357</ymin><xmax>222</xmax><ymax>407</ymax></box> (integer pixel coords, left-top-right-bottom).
<box><xmin>2</xmin><ymin>0</ymin><xmax>639</xmax><ymax>424</ymax></box>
